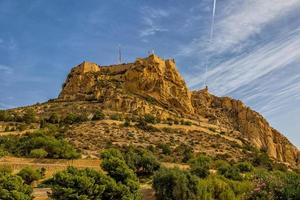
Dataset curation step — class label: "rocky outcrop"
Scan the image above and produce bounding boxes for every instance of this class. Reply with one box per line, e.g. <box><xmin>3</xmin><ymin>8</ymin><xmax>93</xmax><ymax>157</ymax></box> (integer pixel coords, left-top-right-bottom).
<box><xmin>192</xmin><ymin>89</ymin><xmax>300</xmax><ymax>166</ymax></box>
<box><xmin>58</xmin><ymin>54</ymin><xmax>193</xmax><ymax>116</ymax></box>
<box><xmin>58</xmin><ymin>55</ymin><xmax>299</xmax><ymax>166</ymax></box>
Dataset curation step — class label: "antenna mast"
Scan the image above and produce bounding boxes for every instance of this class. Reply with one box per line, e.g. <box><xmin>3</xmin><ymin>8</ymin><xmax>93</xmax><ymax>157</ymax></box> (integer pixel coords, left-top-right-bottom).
<box><xmin>118</xmin><ymin>45</ymin><xmax>122</xmax><ymax>64</ymax></box>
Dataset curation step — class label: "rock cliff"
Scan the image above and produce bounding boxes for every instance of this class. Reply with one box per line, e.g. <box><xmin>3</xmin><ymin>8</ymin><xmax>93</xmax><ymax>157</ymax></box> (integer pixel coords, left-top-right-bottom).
<box><xmin>192</xmin><ymin>89</ymin><xmax>300</xmax><ymax>166</ymax></box>
<box><xmin>58</xmin><ymin>54</ymin><xmax>299</xmax><ymax>166</ymax></box>
<box><xmin>59</xmin><ymin>54</ymin><xmax>193</xmax><ymax>117</ymax></box>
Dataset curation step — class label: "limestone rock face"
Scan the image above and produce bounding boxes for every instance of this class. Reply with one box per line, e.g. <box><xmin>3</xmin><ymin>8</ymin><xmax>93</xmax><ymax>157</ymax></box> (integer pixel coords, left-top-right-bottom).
<box><xmin>57</xmin><ymin>55</ymin><xmax>299</xmax><ymax>166</ymax></box>
<box><xmin>192</xmin><ymin>89</ymin><xmax>300</xmax><ymax>166</ymax></box>
<box><xmin>58</xmin><ymin>55</ymin><xmax>193</xmax><ymax>116</ymax></box>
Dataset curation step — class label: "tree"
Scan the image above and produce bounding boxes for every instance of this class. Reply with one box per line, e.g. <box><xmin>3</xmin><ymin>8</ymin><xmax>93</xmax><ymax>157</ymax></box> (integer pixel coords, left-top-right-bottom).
<box><xmin>153</xmin><ymin>168</ymin><xmax>201</xmax><ymax>200</ymax></box>
<box><xmin>44</xmin><ymin>167</ymin><xmax>141</xmax><ymax>200</ymax></box>
<box><xmin>0</xmin><ymin>171</ymin><xmax>33</xmax><ymax>200</ymax></box>
<box><xmin>17</xmin><ymin>167</ymin><xmax>44</xmax><ymax>185</ymax></box>
<box><xmin>122</xmin><ymin>147</ymin><xmax>160</xmax><ymax>176</ymax></box>
<box><xmin>189</xmin><ymin>155</ymin><xmax>211</xmax><ymax>178</ymax></box>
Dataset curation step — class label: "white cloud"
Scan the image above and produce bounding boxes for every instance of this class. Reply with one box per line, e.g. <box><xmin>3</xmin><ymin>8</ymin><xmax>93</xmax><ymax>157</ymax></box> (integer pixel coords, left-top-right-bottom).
<box><xmin>188</xmin><ymin>30</ymin><xmax>300</xmax><ymax>93</ymax></box>
<box><xmin>139</xmin><ymin>7</ymin><xmax>169</xmax><ymax>38</ymax></box>
<box><xmin>180</xmin><ymin>0</ymin><xmax>300</xmax><ymax>56</ymax></box>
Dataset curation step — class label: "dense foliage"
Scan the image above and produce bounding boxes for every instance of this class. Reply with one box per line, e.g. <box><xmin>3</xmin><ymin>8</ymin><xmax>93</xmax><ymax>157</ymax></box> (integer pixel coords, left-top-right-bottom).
<box><xmin>17</xmin><ymin>167</ymin><xmax>45</xmax><ymax>185</ymax></box>
<box><xmin>153</xmin><ymin>168</ymin><xmax>201</xmax><ymax>200</ymax></box>
<box><xmin>0</xmin><ymin>170</ymin><xmax>33</xmax><ymax>200</ymax></box>
<box><xmin>0</xmin><ymin>130</ymin><xmax>80</xmax><ymax>159</ymax></box>
<box><xmin>45</xmin><ymin>167</ymin><xmax>141</xmax><ymax>200</ymax></box>
<box><xmin>152</xmin><ymin>156</ymin><xmax>300</xmax><ymax>200</ymax></box>
<box><xmin>122</xmin><ymin>146</ymin><xmax>160</xmax><ymax>176</ymax></box>
<box><xmin>189</xmin><ymin>155</ymin><xmax>211</xmax><ymax>178</ymax></box>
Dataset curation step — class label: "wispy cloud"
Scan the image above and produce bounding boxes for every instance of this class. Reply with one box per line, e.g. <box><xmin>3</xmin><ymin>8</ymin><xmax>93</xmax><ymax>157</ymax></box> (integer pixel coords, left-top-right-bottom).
<box><xmin>186</xmin><ymin>29</ymin><xmax>300</xmax><ymax>117</ymax></box>
<box><xmin>139</xmin><ymin>7</ymin><xmax>169</xmax><ymax>38</ymax></box>
<box><xmin>180</xmin><ymin>0</ymin><xmax>300</xmax><ymax>56</ymax></box>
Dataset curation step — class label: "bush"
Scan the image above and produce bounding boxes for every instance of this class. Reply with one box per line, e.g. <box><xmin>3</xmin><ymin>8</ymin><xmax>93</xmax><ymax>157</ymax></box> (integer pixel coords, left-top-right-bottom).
<box><xmin>136</xmin><ymin>120</ymin><xmax>160</xmax><ymax>132</ymax></box>
<box><xmin>235</xmin><ymin>162</ymin><xmax>254</xmax><ymax>173</ymax></box>
<box><xmin>189</xmin><ymin>155</ymin><xmax>211</xmax><ymax>178</ymax></box>
<box><xmin>30</xmin><ymin>148</ymin><xmax>48</xmax><ymax>158</ymax></box>
<box><xmin>157</xmin><ymin>143</ymin><xmax>172</xmax><ymax>155</ymax></box>
<box><xmin>110</xmin><ymin>114</ymin><xmax>122</xmax><ymax>121</ymax></box>
<box><xmin>100</xmin><ymin>148</ymin><xmax>124</xmax><ymax>160</ymax></box>
<box><xmin>44</xmin><ymin>167</ymin><xmax>142</xmax><ymax>200</ymax></box>
<box><xmin>247</xmin><ymin>170</ymin><xmax>300</xmax><ymax>200</ymax></box>
<box><xmin>198</xmin><ymin>175</ymin><xmax>252</xmax><ymax>200</ymax></box>
<box><xmin>153</xmin><ymin>168</ymin><xmax>201</xmax><ymax>200</ymax></box>
<box><xmin>122</xmin><ymin>146</ymin><xmax>160</xmax><ymax>176</ymax></box>
<box><xmin>47</xmin><ymin>113</ymin><xmax>60</xmax><ymax>124</ymax></box>
<box><xmin>219</xmin><ymin>165</ymin><xmax>242</xmax><ymax>181</ymax></box>
<box><xmin>143</xmin><ymin>114</ymin><xmax>157</xmax><ymax>124</ymax></box>
<box><xmin>123</xmin><ymin>120</ymin><xmax>130</xmax><ymax>127</ymax></box>
<box><xmin>92</xmin><ymin>111</ymin><xmax>105</xmax><ymax>120</ymax></box>
<box><xmin>174</xmin><ymin>144</ymin><xmax>194</xmax><ymax>163</ymax></box>
<box><xmin>0</xmin><ymin>171</ymin><xmax>33</xmax><ymax>200</ymax></box>
<box><xmin>0</xmin><ymin>131</ymin><xmax>80</xmax><ymax>159</ymax></box>
<box><xmin>63</xmin><ymin>113</ymin><xmax>88</xmax><ymax>124</ymax></box>
<box><xmin>22</xmin><ymin>109</ymin><xmax>36</xmax><ymax>124</ymax></box>
<box><xmin>181</xmin><ymin>120</ymin><xmax>192</xmax><ymax>126</ymax></box>
<box><xmin>251</xmin><ymin>151</ymin><xmax>273</xmax><ymax>170</ymax></box>
<box><xmin>17</xmin><ymin>167</ymin><xmax>44</xmax><ymax>184</ymax></box>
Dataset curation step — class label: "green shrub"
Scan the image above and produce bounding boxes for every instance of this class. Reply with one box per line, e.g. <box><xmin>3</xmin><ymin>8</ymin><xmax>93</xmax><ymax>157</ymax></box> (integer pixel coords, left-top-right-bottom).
<box><xmin>122</xmin><ymin>146</ymin><xmax>160</xmax><ymax>176</ymax></box>
<box><xmin>100</xmin><ymin>148</ymin><xmax>124</xmax><ymax>160</ymax></box>
<box><xmin>157</xmin><ymin>143</ymin><xmax>172</xmax><ymax>155</ymax></box>
<box><xmin>235</xmin><ymin>162</ymin><xmax>254</xmax><ymax>173</ymax></box>
<box><xmin>181</xmin><ymin>120</ymin><xmax>192</xmax><ymax>126</ymax></box>
<box><xmin>44</xmin><ymin>167</ymin><xmax>141</xmax><ymax>200</ymax></box>
<box><xmin>0</xmin><ymin>171</ymin><xmax>33</xmax><ymax>200</ymax></box>
<box><xmin>47</xmin><ymin>113</ymin><xmax>60</xmax><ymax>124</ymax></box>
<box><xmin>123</xmin><ymin>120</ymin><xmax>130</xmax><ymax>127</ymax></box>
<box><xmin>247</xmin><ymin>170</ymin><xmax>300</xmax><ymax>200</ymax></box>
<box><xmin>17</xmin><ymin>167</ymin><xmax>44</xmax><ymax>184</ymax></box>
<box><xmin>30</xmin><ymin>148</ymin><xmax>48</xmax><ymax>158</ymax></box>
<box><xmin>92</xmin><ymin>111</ymin><xmax>105</xmax><ymax>120</ymax></box>
<box><xmin>136</xmin><ymin>120</ymin><xmax>160</xmax><ymax>132</ymax></box>
<box><xmin>189</xmin><ymin>155</ymin><xmax>211</xmax><ymax>178</ymax></box>
<box><xmin>174</xmin><ymin>144</ymin><xmax>194</xmax><ymax>163</ymax></box>
<box><xmin>218</xmin><ymin>165</ymin><xmax>242</xmax><ymax>181</ymax></box>
<box><xmin>143</xmin><ymin>114</ymin><xmax>157</xmax><ymax>124</ymax></box>
<box><xmin>63</xmin><ymin>113</ymin><xmax>88</xmax><ymax>124</ymax></box>
<box><xmin>0</xmin><ymin>131</ymin><xmax>80</xmax><ymax>159</ymax></box>
<box><xmin>153</xmin><ymin>168</ymin><xmax>201</xmax><ymax>200</ymax></box>
<box><xmin>251</xmin><ymin>151</ymin><xmax>273</xmax><ymax>170</ymax></box>
<box><xmin>0</xmin><ymin>110</ymin><xmax>10</xmax><ymax>121</ymax></box>
<box><xmin>22</xmin><ymin>109</ymin><xmax>36</xmax><ymax>124</ymax></box>
<box><xmin>110</xmin><ymin>114</ymin><xmax>122</xmax><ymax>121</ymax></box>
<box><xmin>198</xmin><ymin>175</ymin><xmax>251</xmax><ymax>200</ymax></box>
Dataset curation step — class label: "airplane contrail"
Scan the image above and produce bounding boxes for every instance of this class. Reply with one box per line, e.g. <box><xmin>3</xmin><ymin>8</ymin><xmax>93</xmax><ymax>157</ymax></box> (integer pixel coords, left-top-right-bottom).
<box><xmin>204</xmin><ymin>0</ymin><xmax>217</xmax><ymax>87</ymax></box>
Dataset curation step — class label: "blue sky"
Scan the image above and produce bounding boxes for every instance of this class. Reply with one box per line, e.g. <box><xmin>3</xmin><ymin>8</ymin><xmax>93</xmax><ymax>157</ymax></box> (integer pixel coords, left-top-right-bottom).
<box><xmin>0</xmin><ymin>0</ymin><xmax>299</xmax><ymax>147</ymax></box>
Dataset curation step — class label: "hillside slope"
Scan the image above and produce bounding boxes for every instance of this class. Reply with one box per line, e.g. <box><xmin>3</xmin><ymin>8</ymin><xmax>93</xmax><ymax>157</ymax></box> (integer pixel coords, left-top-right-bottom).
<box><xmin>3</xmin><ymin>54</ymin><xmax>299</xmax><ymax>166</ymax></box>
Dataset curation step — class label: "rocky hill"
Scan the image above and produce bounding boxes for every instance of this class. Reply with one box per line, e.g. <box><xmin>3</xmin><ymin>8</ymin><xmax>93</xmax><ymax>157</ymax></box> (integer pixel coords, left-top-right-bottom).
<box><xmin>57</xmin><ymin>54</ymin><xmax>299</xmax><ymax>166</ymax></box>
<box><xmin>3</xmin><ymin>54</ymin><xmax>299</xmax><ymax>167</ymax></box>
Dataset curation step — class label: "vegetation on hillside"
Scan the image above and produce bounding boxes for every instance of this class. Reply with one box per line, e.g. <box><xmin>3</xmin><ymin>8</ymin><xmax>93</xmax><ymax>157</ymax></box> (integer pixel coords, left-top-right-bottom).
<box><xmin>0</xmin><ymin>129</ymin><xmax>80</xmax><ymax>159</ymax></box>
